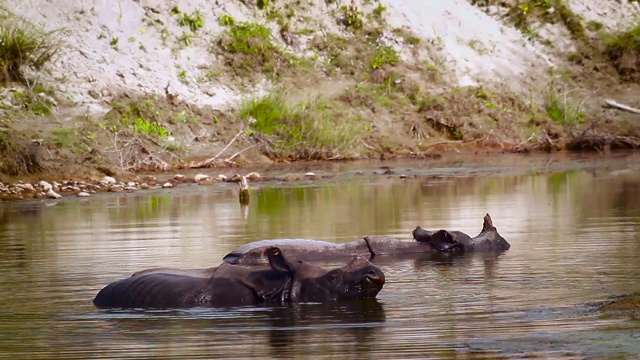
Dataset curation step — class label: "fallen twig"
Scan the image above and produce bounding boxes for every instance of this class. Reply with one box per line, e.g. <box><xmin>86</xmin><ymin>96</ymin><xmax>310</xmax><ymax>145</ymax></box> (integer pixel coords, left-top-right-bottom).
<box><xmin>188</xmin><ymin>129</ymin><xmax>248</xmax><ymax>168</ymax></box>
<box><xmin>214</xmin><ymin>129</ymin><xmax>244</xmax><ymax>159</ymax></box>
<box><xmin>604</xmin><ymin>99</ymin><xmax>640</xmax><ymax>115</ymax></box>
<box><xmin>423</xmin><ymin>140</ymin><xmax>463</xmax><ymax>148</ymax></box>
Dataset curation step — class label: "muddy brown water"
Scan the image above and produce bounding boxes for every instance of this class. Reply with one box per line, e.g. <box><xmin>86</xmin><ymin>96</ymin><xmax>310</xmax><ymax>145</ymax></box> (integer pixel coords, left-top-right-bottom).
<box><xmin>1</xmin><ymin>153</ymin><xmax>639</xmax><ymax>359</ymax></box>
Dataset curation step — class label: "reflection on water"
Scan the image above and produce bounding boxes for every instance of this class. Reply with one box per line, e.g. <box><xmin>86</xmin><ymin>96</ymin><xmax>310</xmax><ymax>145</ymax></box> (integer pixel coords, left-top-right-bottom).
<box><xmin>1</xmin><ymin>153</ymin><xmax>639</xmax><ymax>359</ymax></box>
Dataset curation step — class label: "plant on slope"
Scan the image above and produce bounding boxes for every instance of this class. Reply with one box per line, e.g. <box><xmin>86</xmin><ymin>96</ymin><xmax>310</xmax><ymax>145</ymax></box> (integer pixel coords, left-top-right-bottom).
<box><xmin>0</xmin><ymin>18</ymin><xmax>60</xmax><ymax>82</ymax></box>
<box><xmin>239</xmin><ymin>92</ymin><xmax>363</xmax><ymax>160</ymax></box>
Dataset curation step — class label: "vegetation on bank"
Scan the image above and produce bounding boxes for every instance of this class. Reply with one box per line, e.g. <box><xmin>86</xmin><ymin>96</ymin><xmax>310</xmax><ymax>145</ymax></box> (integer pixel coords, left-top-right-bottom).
<box><xmin>470</xmin><ymin>0</ymin><xmax>585</xmax><ymax>38</ymax></box>
<box><xmin>240</xmin><ymin>92</ymin><xmax>364</xmax><ymax>160</ymax></box>
<box><xmin>0</xmin><ymin>0</ymin><xmax>638</xmax><ymax>181</ymax></box>
<box><xmin>0</xmin><ymin>17</ymin><xmax>60</xmax><ymax>82</ymax></box>
<box><xmin>605</xmin><ymin>22</ymin><xmax>640</xmax><ymax>81</ymax></box>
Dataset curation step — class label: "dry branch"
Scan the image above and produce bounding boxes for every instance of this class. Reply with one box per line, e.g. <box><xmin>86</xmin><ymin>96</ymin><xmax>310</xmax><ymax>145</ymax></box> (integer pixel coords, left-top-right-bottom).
<box><xmin>603</xmin><ymin>99</ymin><xmax>640</xmax><ymax>116</ymax></box>
<box><xmin>188</xmin><ymin>129</ymin><xmax>251</xmax><ymax>168</ymax></box>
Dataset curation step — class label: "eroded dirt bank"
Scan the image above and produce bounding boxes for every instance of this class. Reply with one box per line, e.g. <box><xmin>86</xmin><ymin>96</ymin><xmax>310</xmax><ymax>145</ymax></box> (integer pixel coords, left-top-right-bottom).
<box><xmin>1</xmin><ymin>0</ymin><xmax>639</xmax><ymax>192</ymax></box>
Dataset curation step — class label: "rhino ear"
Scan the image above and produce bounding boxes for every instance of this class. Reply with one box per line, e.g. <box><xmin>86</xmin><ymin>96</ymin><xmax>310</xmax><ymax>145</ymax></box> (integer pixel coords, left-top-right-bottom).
<box><xmin>413</xmin><ymin>226</ymin><xmax>433</xmax><ymax>243</ymax></box>
<box><xmin>482</xmin><ymin>213</ymin><xmax>496</xmax><ymax>233</ymax></box>
<box><xmin>266</xmin><ymin>247</ymin><xmax>301</xmax><ymax>273</ymax></box>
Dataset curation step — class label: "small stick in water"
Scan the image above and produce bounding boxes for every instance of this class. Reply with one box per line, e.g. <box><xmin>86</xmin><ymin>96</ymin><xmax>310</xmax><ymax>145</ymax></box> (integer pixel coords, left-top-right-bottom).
<box><xmin>239</xmin><ymin>176</ymin><xmax>249</xmax><ymax>205</ymax></box>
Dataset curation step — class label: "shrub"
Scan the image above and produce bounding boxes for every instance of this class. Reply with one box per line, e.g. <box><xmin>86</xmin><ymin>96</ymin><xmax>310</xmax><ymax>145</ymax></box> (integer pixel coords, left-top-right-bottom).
<box><xmin>177</xmin><ymin>10</ymin><xmax>205</xmax><ymax>32</ymax></box>
<box><xmin>0</xmin><ymin>132</ymin><xmax>43</xmax><ymax>175</ymax></box>
<box><xmin>107</xmin><ymin>100</ymin><xmax>171</xmax><ymax>138</ymax></box>
<box><xmin>0</xmin><ymin>18</ymin><xmax>60</xmax><ymax>82</ymax></box>
<box><xmin>605</xmin><ymin>23</ymin><xmax>640</xmax><ymax>80</ymax></box>
<box><xmin>506</xmin><ymin>0</ymin><xmax>584</xmax><ymax>39</ymax></box>
<box><xmin>370</xmin><ymin>45</ymin><xmax>399</xmax><ymax>69</ymax></box>
<box><xmin>543</xmin><ymin>87</ymin><xmax>584</xmax><ymax>126</ymax></box>
<box><xmin>240</xmin><ymin>92</ymin><xmax>363</xmax><ymax>160</ymax></box>
<box><xmin>218</xmin><ymin>21</ymin><xmax>294</xmax><ymax>76</ymax></box>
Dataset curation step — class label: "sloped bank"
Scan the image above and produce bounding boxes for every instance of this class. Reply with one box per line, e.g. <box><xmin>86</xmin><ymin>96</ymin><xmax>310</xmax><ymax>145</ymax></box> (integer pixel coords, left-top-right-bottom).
<box><xmin>0</xmin><ymin>0</ymin><xmax>639</xmax><ymax>186</ymax></box>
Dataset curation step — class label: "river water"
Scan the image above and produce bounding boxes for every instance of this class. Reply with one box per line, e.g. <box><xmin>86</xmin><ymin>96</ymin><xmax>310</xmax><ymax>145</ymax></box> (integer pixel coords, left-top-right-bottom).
<box><xmin>1</xmin><ymin>152</ymin><xmax>639</xmax><ymax>359</ymax></box>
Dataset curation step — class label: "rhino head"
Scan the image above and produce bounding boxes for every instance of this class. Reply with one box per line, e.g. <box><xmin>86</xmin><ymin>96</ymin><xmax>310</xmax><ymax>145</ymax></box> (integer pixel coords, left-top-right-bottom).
<box><xmin>265</xmin><ymin>247</ymin><xmax>385</xmax><ymax>303</ymax></box>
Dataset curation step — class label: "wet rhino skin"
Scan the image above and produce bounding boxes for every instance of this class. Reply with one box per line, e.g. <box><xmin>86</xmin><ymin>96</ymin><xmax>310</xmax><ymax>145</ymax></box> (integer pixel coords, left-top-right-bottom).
<box><xmin>93</xmin><ymin>247</ymin><xmax>385</xmax><ymax>309</ymax></box>
<box><xmin>412</xmin><ymin>213</ymin><xmax>511</xmax><ymax>252</ymax></box>
<box><xmin>224</xmin><ymin>213</ymin><xmax>510</xmax><ymax>264</ymax></box>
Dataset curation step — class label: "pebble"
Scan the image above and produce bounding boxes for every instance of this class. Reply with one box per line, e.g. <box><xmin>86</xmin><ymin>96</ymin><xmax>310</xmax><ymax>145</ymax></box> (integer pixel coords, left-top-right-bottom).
<box><xmin>109</xmin><ymin>185</ymin><xmax>124</xmax><ymax>192</ymax></box>
<box><xmin>246</xmin><ymin>172</ymin><xmax>261</xmax><ymax>180</ymax></box>
<box><xmin>194</xmin><ymin>174</ymin><xmax>211</xmax><ymax>183</ymax></box>
<box><xmin>39</xmin><ymin>180</ymin><xmax>53</xmax><ymax>192</ymax></box>
<box><xmin>46</xmin><ymin>190</ymin><xmax>62</xmax><ymax>199</ymax></box>
<box><xmin>101</xmin><ymin>176</ymin><xmax>117</xmax><ymax>185</ymax></box>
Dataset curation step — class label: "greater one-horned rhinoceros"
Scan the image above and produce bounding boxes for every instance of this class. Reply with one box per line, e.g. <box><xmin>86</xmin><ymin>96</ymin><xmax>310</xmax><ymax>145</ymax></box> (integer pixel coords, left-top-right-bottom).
<box><xmin>223</xmin><ymin>213</ymin><xmax>509</xmax><ymax>264</ymax></box>
<box><xmin>93</xmin><ymin>247</ymin><xmax>385</xmax><ymax>309</ymax></box>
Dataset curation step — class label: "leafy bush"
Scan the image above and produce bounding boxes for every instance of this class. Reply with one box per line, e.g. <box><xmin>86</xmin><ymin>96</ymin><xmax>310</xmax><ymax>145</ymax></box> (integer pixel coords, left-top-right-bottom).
<box><xmin>132</xmin><ymin>117</ymin><xmax>170</xmax><ymax>137</ymax></box>
<box><xmin>0</xmin><ymin>18</ymin><xmax>60</xmax><ymax>82</ymax></box>
<box><xmin>370</xmin><ymin>45</ymin><xmax>399</xmax><ymax>69</ymax></box>
<box><xmin>605</xmin><ymin>23</ymin><xmax>640</xmax><ymax>80</ymax></box>
<box><xmin>177</xmin><ymin>10</ymin><xmax>205</xmax><ymax>32</ymax></box>
<box><xmin>218</xmin><ymin>21</ymin><xmax>295</xmax><ymax>76</ymax></box>
<box><xmin>505</xmin><ymin>0</ymin><xmax>584</xmax><ymax>39</ymax></box>
<box><xmin>240</xmin><ymin>92</ymin><xmax>363</xmax><ymax>160</ymax></box>
<box><xmin>221</xmin><ymin>21</ymin><xmax>271</xmax><ymax>55</ymax></box>
<box><xmin>338</xmin><ymin>4</ymin><xmax>363</xmax><ymax>31</ymax></box>
<box><xmin>107</xmin><ymin>101</ymin><xmax>171</xmax><ymax>138</ymax></box>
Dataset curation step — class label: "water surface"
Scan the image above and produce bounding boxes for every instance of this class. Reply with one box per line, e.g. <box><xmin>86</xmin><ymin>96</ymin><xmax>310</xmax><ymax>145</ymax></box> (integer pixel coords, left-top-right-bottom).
<box><xmin>1</xmin><ymin>152</ymin><xmax>639</xmax><ymax>359</ymax></box>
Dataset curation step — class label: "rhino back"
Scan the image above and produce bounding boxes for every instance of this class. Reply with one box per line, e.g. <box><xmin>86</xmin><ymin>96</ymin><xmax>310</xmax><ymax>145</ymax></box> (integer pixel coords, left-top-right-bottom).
<box><xmin>132</xmin><ymin>267</ymin><xmax>218</xmax><ymax>278</ymax></box>
<box><xmin>365</xmin><ymin>236</ymin><xmax>433</xmax><ymax>255</ymax></box>
<box><xmin>223</xmin><ymin>239</ymin><xmax>370</xmax><ymax>264</ymax></box>
<box><xmin>93</xmin><ymin>274</ymin><xmax>211</xmax><ymax>308</ymax></box>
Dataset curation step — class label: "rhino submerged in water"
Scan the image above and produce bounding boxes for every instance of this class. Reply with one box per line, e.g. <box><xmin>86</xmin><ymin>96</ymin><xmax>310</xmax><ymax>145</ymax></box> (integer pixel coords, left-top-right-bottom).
<box><xmin>93</xmin><ymin>247</ymin><xmax>385</xmax><ymax>309</ymax></box>
<box><xmin>224</xmin><ymin>213</ymin><xmax>509</xmax><ymax>264</ymax></box>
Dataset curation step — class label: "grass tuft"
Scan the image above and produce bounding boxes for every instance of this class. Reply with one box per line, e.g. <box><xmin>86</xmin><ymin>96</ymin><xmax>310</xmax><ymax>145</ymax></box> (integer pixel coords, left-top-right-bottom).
<box><xmin>240</xmin><ymin>92</ymin><xmax>363</xmax><ymax>160</ymax></box>
<box><xmin>217</xmin><ymin>20</ymin><xmax>296</xmax><ymax>77</ymax></box>
<box><xmin>543</xmin><ymin>87</ymin><xmax>584</xmax><ymax>127</ymax></box>
<box><xmin>0</xmin><ymin>18</ymin><xmax>60</xmax><ymax>82</ymax></box>
<box><xmin>605</xmin><ymin>23</ymin><xmax>640</xmax><ymax>81</ymax></box>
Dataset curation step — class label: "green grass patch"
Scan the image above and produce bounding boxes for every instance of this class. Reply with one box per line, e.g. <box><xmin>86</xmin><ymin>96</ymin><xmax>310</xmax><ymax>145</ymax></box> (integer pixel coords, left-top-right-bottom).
<box><xmin>132</xmin><ymin>117</ymin><xmax>169</xmax><ymax>137</ymax></box>
<box><xmin>174</xmin><ymin>8</ymin><xmax>205</xmax><ymax>32</ymax></box>
<box><xmin>0</xmin><ymin>17</ymin><xmax>60</xmax><ymax>82</ymax></box>
<box><xmin>543</xmin><ymin>87</ymin><xmax>584</xmax><ymax>126</ymax></box>
<box><xmin>218</xmin><ymin>14</ymin><xmax>236</xmax><ymax>27</ymax></box>
<box><xmin>105</xmin><ymin>100</ymin><xmax>171</xmax><ymax>138</ymax></box>
<box><xmin>605</xmin><ymin>22</ymin><xmax>640</xmax><ymax>80</ymax></box>
<box><xmin>217</xmin><ymin>20</ymin><xmax>296</xmax><ymax>77</ymax></box>
<box><xmin>51</xmin><ymin>128</ymin><xmax>87</xmax><ymax>152</ymax></box>
<box><xmin>370</xmin><ymin>45</ymin><xmax>399</xmax><ymax>69</ymax></box>
<box><xmin>504</xmin><ymin>0</ymin><xmax>585</xmax><ymax>39</ymax></box>
<box><xmin>338</xmin><ymin>3</ymin><xmax>364</xmax><ymax>31</ymax></box>
<box><xmin>239</xmin><ymin>92</ymin><xmax>363</xmax><ymax>160</ymax></box>
<box><xmin>12</xmin><ymin>86</ymin><xmax>56</xmax><ymax>116</ymax></box>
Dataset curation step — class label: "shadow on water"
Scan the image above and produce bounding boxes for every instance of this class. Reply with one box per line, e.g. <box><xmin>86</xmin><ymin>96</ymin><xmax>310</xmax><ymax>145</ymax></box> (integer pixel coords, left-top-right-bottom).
<box><xmin>83</xmin><ymin>300</ymin><xmax>386</xmax><ymax>359</ymax></box>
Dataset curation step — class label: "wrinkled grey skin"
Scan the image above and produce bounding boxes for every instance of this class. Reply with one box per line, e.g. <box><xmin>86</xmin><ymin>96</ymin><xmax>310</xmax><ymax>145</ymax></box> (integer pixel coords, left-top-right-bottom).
<box><xmin>412</xmin><ymin>213</ymin><xmax>510</xmax><ymax>252</ymax></box>
<box><xmin>224</xmin><ymin>214</ymin><xmax>509</xmax><ymax>264</ymax></box>
<box><xmin>93</xmin><ymin>247</ymin><xmax>385</xmax><ymax>309</ymax></box>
